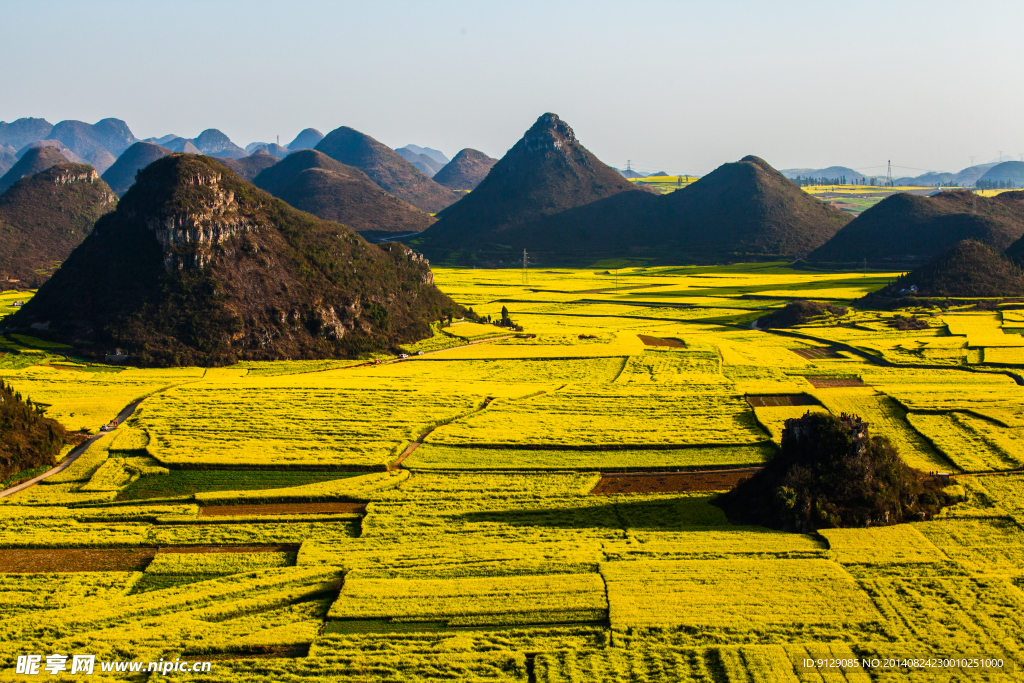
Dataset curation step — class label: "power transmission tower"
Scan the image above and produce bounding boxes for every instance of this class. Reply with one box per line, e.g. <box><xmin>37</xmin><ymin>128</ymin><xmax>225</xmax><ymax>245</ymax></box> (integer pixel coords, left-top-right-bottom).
<box><xmin>999</xmin><ymin>151</ymin><xmax>1004</xmax><ymax>162</ymax></box>
<box><xmin>970</xmin><ymin>156</ymin><xmax>975</xmax><ymax>167</ymax></box>
<box><xmin>886</xmin><ymin>161</ymin><xmax>893</xmax><ymax>187</ymax></box>
<box><xmin>522</xmin><ymin>249</ymin><xmax>529</xmax><ymax>285</ymax></box>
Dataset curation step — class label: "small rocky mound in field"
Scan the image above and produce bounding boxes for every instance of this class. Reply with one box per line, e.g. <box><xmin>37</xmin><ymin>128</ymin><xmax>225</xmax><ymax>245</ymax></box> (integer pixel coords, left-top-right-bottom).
<box><xmin>716</xmin><ymin>412</ymin><xmax>952</xmax><ymax>532</ymax></box>
<box><xmin>757</xmin><ymin>300</ymin><xmax>847</xmax><ymax>328</ymax></box>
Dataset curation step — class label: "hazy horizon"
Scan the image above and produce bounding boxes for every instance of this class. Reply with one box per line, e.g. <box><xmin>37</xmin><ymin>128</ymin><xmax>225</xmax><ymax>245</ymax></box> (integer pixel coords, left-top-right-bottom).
<box><xmin>2</xmin><ymin>0</ymin><xmax>1022</xmax><ymax>176</ymax></box>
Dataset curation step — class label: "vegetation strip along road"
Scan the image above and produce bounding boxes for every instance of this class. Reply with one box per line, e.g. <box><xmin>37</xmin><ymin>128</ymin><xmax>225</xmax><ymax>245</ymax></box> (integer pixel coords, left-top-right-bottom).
<box><xmin>0</xmin><ymin>398</ymin><xmax>146</xmax><ymax>499</ymax></box>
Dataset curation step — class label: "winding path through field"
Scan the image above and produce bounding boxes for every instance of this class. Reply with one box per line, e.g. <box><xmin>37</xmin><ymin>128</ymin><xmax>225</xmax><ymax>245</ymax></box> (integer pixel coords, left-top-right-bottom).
<box><xmin>0</xmin><ymin>397</ymin><xmax>146</xmax><ymax>500</ymax></box>
<box><xmin>387</xmin><ymin>397</ymin><xmax>495</xmax><ymax>471</ymax></box>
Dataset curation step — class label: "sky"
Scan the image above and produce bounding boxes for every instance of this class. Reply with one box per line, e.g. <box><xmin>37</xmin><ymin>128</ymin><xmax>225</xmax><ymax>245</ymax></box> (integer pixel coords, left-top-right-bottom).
<box><xmin>2</xmin><ymin>0</ymin><xmax>1023</xmax><ymax>176</ymax></box>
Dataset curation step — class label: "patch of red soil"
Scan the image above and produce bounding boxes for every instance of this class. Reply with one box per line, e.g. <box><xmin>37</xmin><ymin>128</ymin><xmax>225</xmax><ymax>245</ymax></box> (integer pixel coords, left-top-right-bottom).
<box><xmin>198</xmin><ymin>502</ymin><xmax>365</xmax><ymax>517</ymax></box>
<box><xmin>591</xmin><ymin>469</ymin><xmax>760</xmax><ymax>495</ymax></box>
<box><xmin>637</xmin><ymin>334</ymin><xmax>685</xmax><ymax>348</ymax></box>
<box><xmin>804</xmin><ymin>376</ymin><xmax>866</xmax><ymax>388</ymax></box>
<box><xmin>0</xmin><ymin>548</ymin><xmax>156</xmax><ymax>573</ymax></box>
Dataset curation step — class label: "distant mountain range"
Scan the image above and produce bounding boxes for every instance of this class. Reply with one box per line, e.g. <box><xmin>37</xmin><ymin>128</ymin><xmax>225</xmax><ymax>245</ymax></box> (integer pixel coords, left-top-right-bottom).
<box><xmin>780</xmin><ymin>162</ymin><xmax>1006</xmax><ymax>187</ymax></box>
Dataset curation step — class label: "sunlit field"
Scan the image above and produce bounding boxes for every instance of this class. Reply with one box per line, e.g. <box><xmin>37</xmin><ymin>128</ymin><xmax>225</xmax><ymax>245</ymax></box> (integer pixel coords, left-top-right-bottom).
<box><xmin>2</xmin><ymin>264</ymin><xmax>1023</xmax><ymax>682</ymax></box>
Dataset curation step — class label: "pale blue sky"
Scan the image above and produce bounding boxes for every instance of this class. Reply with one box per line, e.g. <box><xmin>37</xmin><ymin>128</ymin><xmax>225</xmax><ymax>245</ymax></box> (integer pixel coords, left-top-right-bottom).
<box><xmin>2</xmin><ymin>0</ymin><xmax>1022</xmax><ymax>175</ymax></box>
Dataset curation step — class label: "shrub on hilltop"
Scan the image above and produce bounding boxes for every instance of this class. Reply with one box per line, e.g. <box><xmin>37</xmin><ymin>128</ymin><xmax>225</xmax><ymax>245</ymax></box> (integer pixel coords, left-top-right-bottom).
<box><xmin>716</xmin><ymin>411</ymin><xmax>951</xmax><ymax>531</ymax></box>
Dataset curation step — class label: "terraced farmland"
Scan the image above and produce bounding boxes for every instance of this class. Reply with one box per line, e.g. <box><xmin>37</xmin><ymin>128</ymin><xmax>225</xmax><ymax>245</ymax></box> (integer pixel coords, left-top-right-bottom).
<box><xmin>2</xmin><ymin>264</ymin><xmax>1023</xmax><ymax>681</ymax></box>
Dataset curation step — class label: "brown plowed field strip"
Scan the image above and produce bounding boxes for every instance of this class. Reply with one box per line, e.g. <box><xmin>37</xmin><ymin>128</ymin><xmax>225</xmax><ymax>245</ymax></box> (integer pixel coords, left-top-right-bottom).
<box><xmin>637</xmin><ymin>334</ymin><xmax>686</xmax><ymax>348</ymax></box>
<box><xmin>746</xmin><ymin>394</ymin><xmax>816</xmax><ymax>408</ymax></box>
<box><xmin>792</xmin><ymin>347</ymin><xmax>841</xmax><ymax>359</ymax></box>
<box><xmin>591</xmin><ymin>468</ymin><xmax>760</xmax><ymax>495</ymax></box>
<box><xmin>0</xmin><ymin>548</ymin><xmax>156</xmax><ymax>573</ymax></box>
<box><xmin>804</xmin><ymin>376</ymin><xmax>866</xmax><ymax>388</ymax></box>
<box><xmin>199</xmin><ymin>502</ymin><xmax>366</xmax><ymax>517</ymax></box>
<box><xmin>0</xmin><ymin>544</ymin><xmax>301</xmax><ymax>573</ymax></box>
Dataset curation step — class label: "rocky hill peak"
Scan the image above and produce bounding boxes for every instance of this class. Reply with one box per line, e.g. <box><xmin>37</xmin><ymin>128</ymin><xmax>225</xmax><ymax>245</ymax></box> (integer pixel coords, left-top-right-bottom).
<box><xmin>524</xmin><ymin>113</ymin><xmax>577</xmax><ymax>153</ymax></box>
<box><xmin>122</xmin><ymin>155</ymin><xmax>264</xmax><ymax>271</ymax></box>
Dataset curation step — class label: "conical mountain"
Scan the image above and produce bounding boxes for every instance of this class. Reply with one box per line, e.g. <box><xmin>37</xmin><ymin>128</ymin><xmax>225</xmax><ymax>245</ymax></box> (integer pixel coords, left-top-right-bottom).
<box><xmin>9</xmin><ymin>155</ymin><xmax>459</xmax><ymax>366</ymax></box>
<box><xmin>978</xmin><ymin>161</ymin><xmax>1024</xmax><ymax>187</ymax></box>
<box><xmin>101</xmin><ymin>142</ymin><xmax>173</xmax><ymax>196</ymax></box>
<box><xmin>432</xmin><ymin>148</ymin><xmax>498</xmax><ymax>190</ymax></box>
<box><xmin>0</xmin><ymin>147</ymin><xmax>73</xmax><ymax>193</ymax></box>
<box><xmin>165</xmin><ymin>138</ymin><xmax>202</xmax><ymax>155</ymax></box>
<box><xmin>873</xmin><ymin>240</ymin><xmax>1024</xmax><ymax>298</ymax></box>
<box><xmin>0</xmin><ymin>163</ymin><xmax>117</xmax><ymax>286</ymax></box>
<box><xmin>809</xmin><ymin>190</ymin><xmax>1024</xmax><ymax>264</ymax></box>
<box><xmin>287</xmin><ymin>128</ymin><xmax>324</xmax><ymax>151</ymax></box>
<box><xmin>314</xmin><ymin>127</ymin><xmax>459</xmax><ymax>213</ymax></box>
<box><xmin>0</xmin><ymin>118</ymin><xmax>54</xmax><ymax>150</ymax></box>
<box><xmin>253</xmin><ymin>150</ymin><xmax>435</xmax><ymax>239</ymax></box>
<box><xmin>217</xmin><ymin>149</ymin><xmax>281</xmax><ymax>181</ymax></box>
<box><xmin>191</xmin><ymin>129</ymin><xmax>247</xmax><ymax>159</ymax></box>
<box><xmin>421</xmin><ymin>113</ymin><xmax>639</xmax><ymax>247</ymax></box>
<box><xmin>15</xmin><ymin>140</ymin><xmax>85</xmax><ymax>164</ymax></box>
<box><xmin>654</xmin><ymin>155</ymin><xmax>851</xmax><ymax>257</ymax></box>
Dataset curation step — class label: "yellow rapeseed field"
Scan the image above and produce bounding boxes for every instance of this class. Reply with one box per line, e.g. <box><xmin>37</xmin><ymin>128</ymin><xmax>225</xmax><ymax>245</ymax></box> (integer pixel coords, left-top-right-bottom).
<box><xmin>0</xmin><ymin>264</ymin><xmax>1022</xmax><ymax>681</ymax></box>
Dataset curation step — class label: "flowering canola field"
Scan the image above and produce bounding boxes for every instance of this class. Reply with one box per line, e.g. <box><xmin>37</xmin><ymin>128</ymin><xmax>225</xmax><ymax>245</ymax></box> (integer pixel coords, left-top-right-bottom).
<box><xmin>1</xmin><ymin>264</ymin><xmax>1023</xmax><ymax>682</ymax></box>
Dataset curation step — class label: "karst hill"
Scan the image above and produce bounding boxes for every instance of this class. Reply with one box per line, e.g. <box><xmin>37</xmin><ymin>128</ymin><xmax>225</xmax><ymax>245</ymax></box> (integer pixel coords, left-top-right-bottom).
<box><xmin>0</xmin><ymin>147</ymin><xmax>72</xmax><ymax>194</ymax></box>
<box><xmin>0</xmin><ymin>163</ymin><xmax>117</xmax><ymax>286</ymax></box>
<box><xmin>218</xmin><ymin>149</ymin><xmax>281</xmax><ymax>181</ymax></box>
<box><xmin>101</xmin><ymin>142</ymin><xmax>173</xmax><ymax>196</ymax></box>
<box><xmin>253</xmin><ymin>150</ymin><xmax>436</xmax><ymax>239</ymax></box>
<box><xmin>432</xmin><ymin>148</ymin><xmax>499</xmax><ymax>190</ymax></box>
<box><xmin>416</xmin><ymin>113</ymin><xmax>642</xmax><ymax>254</ymax></box>
<box><xmin>9</xmin><ymin>154</ymin><xmax>461</xmax><ymax>367</ymax></box>
<box><xmin>809</xmin><ymin>190</ymin><xmax>1024</xmax><ymax>265</ymax></box>
<box><xmin>416</xmin><ymin>117</ymin><xmax>848</xmax><ymax>264</ymax></box>
<box><xmin>871</xmin><ymin>239</ymin><xmax>1024</xmax><ymax>299</ymax></box>
<box><xmin>314</xmin><ymin>127</ymin><xmax>460</xmax><ymax>213</ymax></box>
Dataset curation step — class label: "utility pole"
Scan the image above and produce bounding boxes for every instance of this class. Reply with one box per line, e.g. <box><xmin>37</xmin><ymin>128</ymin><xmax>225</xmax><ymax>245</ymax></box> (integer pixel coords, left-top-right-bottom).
<box><xmin>522</xmin><ymin>249</ymin><xmax>529</xmax><ymax>286</ymax></box>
